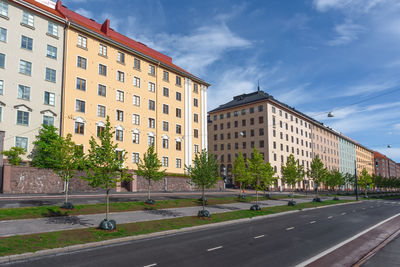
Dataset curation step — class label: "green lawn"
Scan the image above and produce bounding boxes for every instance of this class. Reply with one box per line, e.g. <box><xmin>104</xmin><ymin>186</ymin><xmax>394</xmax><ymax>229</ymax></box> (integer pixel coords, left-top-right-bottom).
<box><xmin>0</xmin><ymin>194</ymin><xmax>304</xmax><ymax>221</ymax></box>
<box><xmin>0</xmin><ymin>199</ymin><xmax>352</xmax><ymax>257</ymax></box>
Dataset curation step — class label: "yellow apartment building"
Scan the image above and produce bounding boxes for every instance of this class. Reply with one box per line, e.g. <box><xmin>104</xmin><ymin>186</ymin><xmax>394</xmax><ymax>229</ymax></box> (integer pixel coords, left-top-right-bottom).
<box><xmin>57</xmin><ymin>5</ymin><xmax>209</xmax><ymax>173</ymax></box>
<box><xmin>356</xmin><ymin>143</ymin><xmax>374</xmax><ymax>175</ymax></box>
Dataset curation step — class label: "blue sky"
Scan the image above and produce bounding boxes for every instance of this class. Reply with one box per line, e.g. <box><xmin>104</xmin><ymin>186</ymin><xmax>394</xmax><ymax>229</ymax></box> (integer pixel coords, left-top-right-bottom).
<box><xmin>63</xmin><ymin>0</ymin><xmax>400</xmax><ymax>161</ymax></box>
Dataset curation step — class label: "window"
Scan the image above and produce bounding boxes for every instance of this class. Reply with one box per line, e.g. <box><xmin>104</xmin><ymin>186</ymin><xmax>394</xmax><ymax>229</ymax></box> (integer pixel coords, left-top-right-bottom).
<box><xmin>116</xmin><ymin>110</ymin><xmax>124</xmax><ymax>121</ymax></box>
<box><xmin>176</xmin><ymin>158</ymin><xmax>182</xmax><ymax>168</ymax></box>
<box><xmin>148</xmin><ymin>136</ymin><xmax>155</xmax><ymax>146</ymax></box>
<box><xmin>117</xmin><ymin>71</ymin><xmax>125</xmax><ymax>82</ymax></box>
<box><xmin>0</xmin><ymin>80</ymin><xmax>3</xmax><ymax>94</ymax></box>
<box><xmin>76</xmin><ymin>78</ymin><xmax>86</xmax><ymax>91</ymax></box>
<box><xmin>18</xmin><ymin>85</ymin><xmax>30</xmax><ymax>100</ymax></box>
<box><xmin>117</xmin><ymin>52</ymin><xmax>125</xmax><ymax>63</ymax></box>
<box><xmin>97</xmin><ymin>105</ymin><xmax>106</xmax><ymax>117</ymax></box>
<box><xmin>77</xmin><ymin>56</ymin><xmax>87</xmax><ymax>69</ymax></box>
<box><xmin>149</xmin><ymin>100</ymin><xmax>155</xmax><ymax>111</ymax></box>
<box><xmin>193</xmin><ymin>98</ymin><xmax>198</xmax><ymax>107</ymax></box>
<box><xmin>148</xmin><ymin>118</ymin><xmax>155</xmax><ymax>128</ymax></box>
<box><xmin>132</xmin><ymin>114</ymin><xmax>140</xmax><ymax>125</ymax></box>
<box><xmin>134</xmin><ymin>58</ymin><xmax>141</xmax><ymax>70</ymax></box>
<box><xmin>149</xmin><ymin>64</ymin><xmax>155</xmax><ymax>75</ymax></box>
<box><xmin>43</xmin><ymin>115</ymin><xmax>54</xmax><ymax>126</ymax></box>
<box><xmin>0</xmin><ymin>53</ymin><xmax>3</xmax><ymax>68</ymax></box>
<box><xmin>115</xmin><ymin>150</ymin><xmax>123</xmax><ymax>161</ymax></box>
<box><xmin>19</xmin><ymin>60</ymin><xmax>32</xmax><ymax>75</ymax></box>
<box><xmin>116</xmin><ymin>130</ymin><xmax>123</xmax><ymax>141</ymax></box>
<box><xmin>163</xmin><ymin>121</ymin><xmax>169</xmax><ymax>131</ymax></box>
<box><xmin>163</xmin><ymin>71</ymin><xmax>169</xmax><ymax>81</ymax></box>
<box><xmin>76</xmin><ymin>100</ymin><xmax>85</xmax><ymax>113</ymax></box>
<box><xmin>162</xmin><ymin>139</ymin><xmax>169</xmax><ymax>149</ymax></box>
<box><xmin>193</xmin><ymin>83</ymin><xmax>198</xmax><ymax>93</ymax></box>
<box><xmin>99</xmin><ymin>44</ymin><xmax>107</xmax><ymax>56</ymax></box>
<box><xmin>75</xmin><ymin>122</ymin><xmax>84</xmax><ymax>134</ymax></box>
<box><xmin>176</xmin><ymin>108</ymin><xmax>181</xmax><ymax>118</ymax></box>
<box><xmin>78</xmin><ymin>35</ymin><xmax>87</xmax><ymax>48</ymax></box>
<box><xmin>46</xmin><ymin>45</ymin><xmax>57</xmax><ymax>59</ymax></box>
<box><xmin>15</xmin><ymin>137</ymin><xmax>28</xmax><ymax>151</ymax></box>
<box><xmin>272</xmin><ymin>106</ymin><xmax>276</xmax><ymax>114</ymax></box>
<box><xmin>99</xmin><ymin>64</ymin><xmax>107</xmax><ymax>76</ymax></box>
<box><xmin>148</xmin><ymin>82</ymin><xmax>155</xmax><ymax>92</ymax></box>
<box><xmin>132</xmin><ymin>153</ymin><xmax>140</xmax><ymax>163</ymax></box>
<box><xmin>17</xmin><ymin>110</ymin><xmax>29</xmax><ymax>125</ymax></box>
<box><xmin>47</xmin><ymin>22</ymin><xmax>58</xmax><ymax>36</ymax></box>
<box><xmin>163</xmin><ymin>104</ymin><xmax>169</xmax><ymax>114</ymax></box>
<box><xmin>163</xmin><ymin>87</ymin><xmax>169</xmax><ymax>97</ymax></box>
<box><xmin>133</xmin><ymin>77</ymin><xmax>140</xmax><ymax>87</ymax></box>
<box><xmin>116</xmin><ymin>90</ymin><xmax>124</xmax><ymax>102</ymax></box>
<box><xmin>133</xmin><ymin>95</ymin><xmax>140</xmax><ymax>106</ymax></box>
<box><xmin>259</xmin><ymin>128</ymin><xmax>264</xmax><ymax>136</ymax></box>
<box><xmin>21</xmin><ymin>35</ymin><xmax>33</xmax><ymax>50</ymax></box>
<box><xmin>176</xmin><ymin>141</ymin><xmax>182</xmax><ymax>151</ymax></box>
<box><xmin>98</xmin><ymin>84</ymin><xmax>106</xmax><ymax>96</ymax></box>
<box><xmin>194</xmin><ymin>145</ymin><xmax>199</xmax><ymax>154</ymax></box>
<box><xmin>0</xmin><ymin>1</ymin><xmax>8</xmax><ymax>17</ymax></box>
<box><xmin>194</xmin><ymin>129</ymin><xmax>199</xmax><ymax>138</ymax></box>
<box><xmin>259</xmin><ymin>116</ymin><xmax>264</xmax><ymax>123</ymax></box>
<box><xmin>46</xmin><ymin>68</ymin><xmax>56</xmax><ymax>82</ymax></box>
<box><xmin>176</xmin><ymin>92</ymin><xmax>182</xmax><ymax>101</ymax></box>
<box><xmin>258</xmin><ymin>105</ymin><xmax>263</xmax><ymax>112</ymax></box>
<box><xmin>176</xmin><ymin>76</ymin><xmax>182</xmax><ymax>86</ymax></box>
<box><xmin>44</xmin><ymin>91</ymin><xmax>55</xmax><ymax>106</ymax></box>
<box><xmin>133</xmin><ymin>133</ymin><xmax>140</xmax><ymax>144</ymax></box>
<box><xmin>176</xmin><ymin>124</ymin><xmax>182</xmax><ymax>134</ymax></box>
<box><xmin>194</xmin><ymin>114</ymin><xmax>199</xmax><ymax>123</ymax></box>
<box><xmin>97</xmin><ymin>126</ymin><xmax>105</xmax><ymax>137</ymax></box>
<box><xmin>22</xmin><ymin>11</ymin><xmax>34</xmax><ymax>27</ymax></box>
<box><xmin>0</xmin><ymin>27</ymin><xmax>6</xmax><ymax>42</ymax></box>
<box><xmin>162</xmin><ymin>157</ymin><xmax>169</xmax><ymax>167</ymax></box>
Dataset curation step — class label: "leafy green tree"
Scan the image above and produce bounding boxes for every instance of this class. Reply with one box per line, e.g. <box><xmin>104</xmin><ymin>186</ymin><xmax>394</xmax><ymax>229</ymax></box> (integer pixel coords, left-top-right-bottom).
<box><xmin>29</xmin><ymin>124</ymin><xmax>61</xmax><ymax>168</ymax></box>
<box><xmin>2</xmin><ymin>147</ymin><xmax>26</xmax><ymax>166</ymax></box>
<box><xmin>372</xmin><ymin>174</ymin><xmax>383</xmax><ymax>191</ymax></box>
<box><xmin>232</xmin><ymin>152</ymin><xmax>250</xmax><ymax>198</ymax></box>
<box><xmin>281</xmin><ymin>154</ymin><xmax>305</xmax><ymax>201</ymax></box>
<box><xmin>358</xmin><ymin>168</ymin><xmax>373</xmax><ymax>197</ymax></box>
<box><xmin>82</xmin><ymin>116</ymin><xmax>132</xmax><ymax>227</ymax></box>
<box><xmin>308</xmin><ymin>155</ymin><xmax>328</xmax><ymax>198</ymax></box>
<box><xmin>53</xmin><ymin>134</ymin><xmax>83</xmax><ymax>209</ymax></box>
<box><xmin>327</xmin><ymin>169</ymin><xmax>345</xmax><ymax>195</ymax></box>
<box><xmin>185</xmin><ymin>150</ymin><xmax>219</xmax><ymax>216</ymax></box>
<box><xmin>135</xmin><ymin>145</ymin><xmax>166</xmax><ymax>203</ymax></box>
<box><xmin>344</xmin><ymin>173</ymin><xmax>355</xmax><ymax>190</ymax></box>
<box><xmin>247</xmin><ymin>148</ymin><xmax>276</xmax><ymax>208</ymax></box>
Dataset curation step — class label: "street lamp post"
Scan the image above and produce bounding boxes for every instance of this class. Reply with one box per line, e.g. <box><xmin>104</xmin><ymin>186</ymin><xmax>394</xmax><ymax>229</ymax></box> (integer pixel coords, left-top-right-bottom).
<box><xmin>354</xmin><ymin>160</ymin><xmax>358</xmax><ymax>201</ymax></box>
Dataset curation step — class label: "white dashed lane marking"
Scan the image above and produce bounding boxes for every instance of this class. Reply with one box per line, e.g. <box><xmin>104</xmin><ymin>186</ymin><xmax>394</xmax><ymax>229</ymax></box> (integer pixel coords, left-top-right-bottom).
<box><xmin>254</xmin><ymin>235</ymin><xmax>265</xmax><ymax>239</ymax></box>
<box><xmin>309</xmin><ymin>221</ymin><xmax>316</xmax><ymax>224</ymax></box>
<box><xmin>328</xmin><ymin>216</ymin><xmax>333</xmax><ymax>219</ymax></box>
<box><xmin>207</xmin><ymin>246</ymin><xmax>223</xmax><ymax>252</ymax></box>
<box><xmin>143</xmin><ymin>264</ymin><xmax>157</xmax><ymax>267</ymax></box>
<box><xmin>286</xmin><ymin>227</ymin><xmax>295</xmax><ymax>231</ymax></box>
<box><xmin>341</xmin><ymin>212</ymin><xmax>346</xmax><ymax>215</ymax></box>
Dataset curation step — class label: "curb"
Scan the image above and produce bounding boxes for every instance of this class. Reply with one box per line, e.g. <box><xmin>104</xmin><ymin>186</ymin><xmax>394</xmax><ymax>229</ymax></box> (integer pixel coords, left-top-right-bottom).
<box><xmin>0</xmin><ymin>200</ymin><xmax>360</xmax><ymax>264</ymax></box>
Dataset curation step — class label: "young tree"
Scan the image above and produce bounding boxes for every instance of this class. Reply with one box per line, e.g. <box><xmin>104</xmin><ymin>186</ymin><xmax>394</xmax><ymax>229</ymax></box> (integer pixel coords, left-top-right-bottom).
<box><xmin>344</xmin><ymin>173</ymin><xmax>355</xmax><ymax>190</ymax></box>
<box><xmin>30</xmin><ymin>124</ymin><xmax>61</xmax><ymax>168</ymax></box>
<box><xmin>185</xmin><ymin>150</ymin><xmax>219</xmax><ymax>217</ymax></box>
<box><xmin>135</xmin><ymin>145</ymin><xmax>166</xmax><ymax>204</ymax></box>
<box><xmin>247</xmin><ymin>148</ymin><xmax>276</xmax><ymax>210</ymax></box>
<box><xmin>308</xmin><ymin>155</ymin><xmax>327</xmax><ymax>200</ymax></box>
<box><xmin>232</xmin><ymin>152</ymin><xmax>250</xmax><ymax>199</ymax></box>
<box><xmin>281</xmin><ymin>154</ymin><xmax>305</xmax><ymax>204</ymax></box>
<box><xmin>327</xmin><ymin>169</ymin><xmax>345</xmax><ymax>199</ymax></box>
<box><xmin>82</xmin><ymin>116</ymin><xmax>132</xmax><ymax>230</ymax></box>
<box><xmin>53</xmin><ymin>134</ymin><xmax>83</xmax><ymax>209</ymax></box>
<box><xmin>358</xmin><ymin>168</ymin><xmax>373</xmax><ymax>198</ymax></box>
<box><xmin>2</xmin><ymin>147</ymin><xmax>26</xmax><ymax>166</ymax></box>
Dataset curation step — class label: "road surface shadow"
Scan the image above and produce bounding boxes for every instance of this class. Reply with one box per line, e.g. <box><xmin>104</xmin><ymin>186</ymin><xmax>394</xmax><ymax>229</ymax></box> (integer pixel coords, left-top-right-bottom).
<box><xmin>143</xmin><ymin>209</ymin><xmax>183</xmax><ymax>217</ymax></box>
<box><xmin>45</xmin><ymin>215</ymin><xmax>92</xmax><ymax>226</ymax></box>
<box><xmin>209</xmin><ymin>205</ymin><xmax>241</xmax><ymax>210</ymax></box>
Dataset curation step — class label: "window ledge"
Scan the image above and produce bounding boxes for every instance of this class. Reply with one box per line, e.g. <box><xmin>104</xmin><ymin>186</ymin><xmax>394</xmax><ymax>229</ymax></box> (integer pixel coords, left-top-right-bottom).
<box><xmin>19</xmin><ymin>72</ymin><xmax>31</xmax><ymax>77</ymax></box>
<box><xmin>20</xmin><ymin>23</ymin><xmax>35</xmax><ymax>30</ymax></box>
<box><xmin>98</xmin><ymin>53</ymin><xmax>108</xmax><ymax>59</ymax></box>
<box><xmin>0</xmin><ymin>14</ymin><xmax>9</xmax><ymax>20</ymax></box>
<box><xmin>133</xmin><ymin>67</ymin><xmax>141</xmax><ymax>72</ymax></box>
<box><xmin>46</xmin><ymin>32</ymin><xmax>59</xmax><ymax>40</ymax></box>
<box><xmin>45</xmin><ymin>79</ymin><xmax>56</xmax><ymax>83</ymax></box>
<box><xmin>148</xmin><ymin>73</ymin><xmax>155</xmax><ymax>77</ymax></box>
<box><xmin>77</xmin><ymin>45</ymin><xmax>88</xmax><ymax>51</ymax></box>
<box><xmin>117</xmin><ymin>61</ymin><xmax>125</xmax><ymax>65</ymax></box>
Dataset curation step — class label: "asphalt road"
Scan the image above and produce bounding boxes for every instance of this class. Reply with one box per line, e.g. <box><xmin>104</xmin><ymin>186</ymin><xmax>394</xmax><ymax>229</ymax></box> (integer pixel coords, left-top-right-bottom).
<box><xmin>362</xmin><ymin>231</ymin><xmax>400</xmax><ymax>267</ymax></box>
<box><xmin>4</xmin><ymin>200</ymin><xmax>400</xmax><ymax>267</ymax></box>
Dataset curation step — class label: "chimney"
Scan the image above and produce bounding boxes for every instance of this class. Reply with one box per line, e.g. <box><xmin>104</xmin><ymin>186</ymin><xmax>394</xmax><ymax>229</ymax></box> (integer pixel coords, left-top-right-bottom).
<box><xmin>101</xmin><ymin>19</ymin><xmax>110</xmax><ymax>35</ymax></box>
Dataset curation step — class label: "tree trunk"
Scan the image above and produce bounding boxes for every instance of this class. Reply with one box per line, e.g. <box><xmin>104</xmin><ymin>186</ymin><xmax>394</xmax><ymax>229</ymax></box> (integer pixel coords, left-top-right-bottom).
<box><xmin>65</xmin><ymin>180</ymin><xmax>69</xmax><ymax>204</ymax></box>
<box><xmin>239</xmin><ymin>182</ymin><xmax>242</xmax><ymax>198</ymax></box>
<box><xmin>256</xmin><ymin>188</ymin><xmax>259</xmax><ymax>205</ymax></box>
<box><xmin>292</xmin><ymin>186</ymin><xmax>294</xmax><ymax>201</ymax></box>
<box><xmin>106</xmin><ymin>188</ymin><xmax>110</xmax><ymax>221</ymax></box>
<box><xmin>148</xmin><ymin>179</ymin><xmax>151</xmax><ymax>200</ymax></box>
<box><xmin>202</xmin><ymin>185</ymin><xmax>205</xmax><ymax>211</ymax></box>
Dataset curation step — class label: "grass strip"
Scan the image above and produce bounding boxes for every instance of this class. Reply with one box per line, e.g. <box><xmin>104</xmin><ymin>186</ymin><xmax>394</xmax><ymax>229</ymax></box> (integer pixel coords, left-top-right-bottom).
<box><xmin>0</xmin><ymin>195</ymin><xmax>304</xmax><ymax>221</ymax></box>
<box><xmin>0</xmin><ymin>199</ymin><xmax>352</xmax><ymax>257</ymax></box>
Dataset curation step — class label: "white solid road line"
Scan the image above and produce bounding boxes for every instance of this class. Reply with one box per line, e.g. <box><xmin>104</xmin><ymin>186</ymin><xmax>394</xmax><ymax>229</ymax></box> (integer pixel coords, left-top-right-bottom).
<box><xmin>362</xmin><ymin>208</ymin><xmax>366</xmax><ymax>210</ymax></box>
<box><xmin>254</xmin><ymin>235</ymin><xmax>265</xmax><ymax>239</ymax></box>
<box><xmin>341</xmin><ymin>212</ymin><xmax>346</xmax><ymax>215</ymax></box>
<box><xmin>309</xmin><ymin>221</ymin><xmax>316</xmax><ymax>224</ymax></box>
<box><xmin>207</xmin><ymin>246</ymin><xmax>223</xmax><ymax>252</ymax></box>
<box><xmin>328</xmin><ymin>216</ymin><xmax>333</xmax><ymax>219</ymax></box>
<box><xmin>286</xmin><ymin>227</ymin><xmax>295</xmax><ymax>231</ymax></box>
<box><xmin>143</xmin><ymin>264</ymin><xmax>157</xmax><ymax>267</ymax></box>
<box><xmin>295</xmin><ymin>213</ymin><xmax>400</xmax><ymax>267</ymax></box>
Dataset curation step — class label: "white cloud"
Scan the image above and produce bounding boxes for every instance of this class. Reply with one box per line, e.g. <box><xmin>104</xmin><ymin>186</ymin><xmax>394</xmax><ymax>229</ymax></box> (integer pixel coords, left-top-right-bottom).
<box><xmin>74</xmin><ymin>8</ymin><xmax>93</xmax><ymax>19</ymax></box>
<box><xmin>393</xmin><ymin>124</ymin><xmax>400</xmax><ymax>132</ymax></box>
<box><xmin>333</xmin><ymin>79</ymin><xmax>398</xmax><ymax>97</ymax></box>
<box><xmin>327</xmin><ymin>20</ymin><xmax>364</xmax><ymax>46</ymax></box>
<box><xmin>313</xmin><ymin>0</ymin><xmax>387</xmax><ymax>13</ymax></box>
<box><xmin>273</xmin><ymin>83</ymin><xmax>315</xmax><ymax>107</ymax></box>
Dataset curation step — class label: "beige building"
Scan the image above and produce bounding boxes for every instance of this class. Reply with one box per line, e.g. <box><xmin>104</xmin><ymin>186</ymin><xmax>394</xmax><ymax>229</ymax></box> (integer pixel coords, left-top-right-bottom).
<box><xmin>208</xmin><ymin>90</ymin><xmax>314</xmax><ymax>190</ymax></box>
<box><xmin>0</xmin><ymin>0</ymin><xmax>64</xmax><ymax>157</ymax></box>
<box><xmin>355</xmin><ymin>143</ymin><xmax>374</xmax><ymax>175</ymax></box>
<box><xmin>311</xmin><ymin>124</ymin><xmax>339</xmax><ymax>171</ymax></box>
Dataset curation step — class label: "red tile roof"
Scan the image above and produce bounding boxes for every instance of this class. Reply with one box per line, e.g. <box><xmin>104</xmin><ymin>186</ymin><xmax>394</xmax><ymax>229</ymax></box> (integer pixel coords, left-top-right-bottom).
<box><xmin>11</xmin><ymin>0</ymin><xmax>64</xmax><ymax>19</ymax></box>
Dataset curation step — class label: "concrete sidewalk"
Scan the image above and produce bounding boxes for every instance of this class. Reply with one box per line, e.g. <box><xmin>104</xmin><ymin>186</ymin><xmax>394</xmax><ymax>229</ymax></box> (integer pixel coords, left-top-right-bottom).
<box><xmin>0</xmin><ymin>197</ymin><xmax>315</xmax><ymax>237</ymax></box>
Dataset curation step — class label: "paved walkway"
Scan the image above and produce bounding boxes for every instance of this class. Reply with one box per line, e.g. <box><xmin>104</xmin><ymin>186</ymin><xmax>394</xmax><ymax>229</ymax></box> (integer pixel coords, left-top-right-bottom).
<box><xmin>0</xmin><ymin>198</ymin><xmax>315</xmax><ymax>237</ymax></box>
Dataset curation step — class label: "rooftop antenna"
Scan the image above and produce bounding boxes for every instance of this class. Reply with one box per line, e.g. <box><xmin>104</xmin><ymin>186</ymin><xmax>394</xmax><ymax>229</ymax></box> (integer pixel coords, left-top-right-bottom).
<box><xmin>257</xmin><ymin>80</ymin><xmax>260</xmax><ymax>92</ymax></box>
